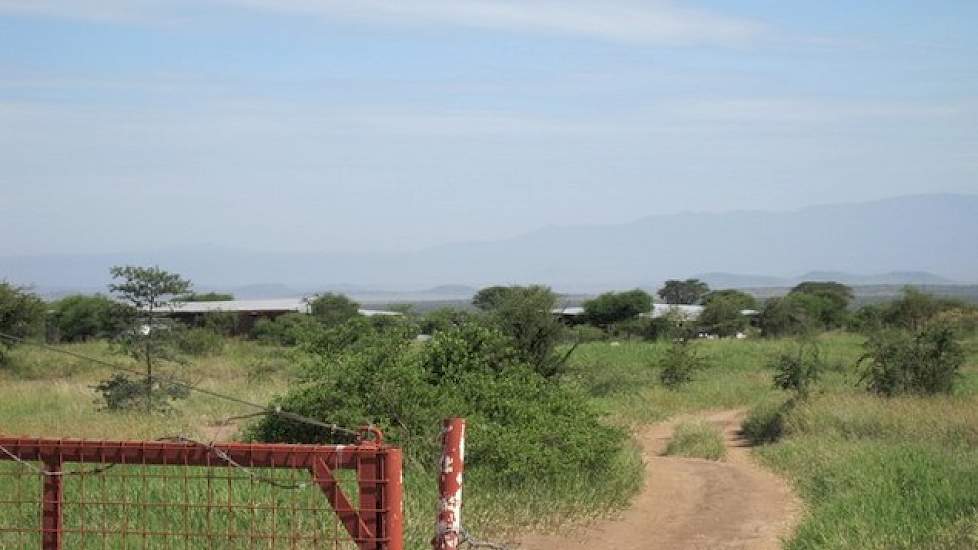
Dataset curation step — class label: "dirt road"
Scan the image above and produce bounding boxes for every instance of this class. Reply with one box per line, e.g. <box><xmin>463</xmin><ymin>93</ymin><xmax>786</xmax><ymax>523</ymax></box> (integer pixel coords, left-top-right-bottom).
<box><xmin>518</xmin><ymin>410</ymin><xmax>800</xmax><ymax>550</ymax></box>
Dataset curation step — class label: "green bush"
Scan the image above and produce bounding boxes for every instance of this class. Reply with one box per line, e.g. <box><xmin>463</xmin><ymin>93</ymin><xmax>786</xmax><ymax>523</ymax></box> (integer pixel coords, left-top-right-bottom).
<box><xmin>253</xmin><ymin>313</ymin><xmax>320</xmax><ymax>346</ymax></box>
<box><xmin>698</xmin><ymin>294</ymin><xmax>751</xmax><ymax>337</ymax></box>
<box><xmin>0</xmin><ymin>282</ymin><xmax>46</xmax><ymax>366</ymax></box>
<box><xmin>175</xmin><ymin>327</ymin><xmax>225</xmax><ymax>356</ymax></box>
<box><xmin>742</xmin><ymin>399</ymin><xmax>790</xmax><ymax>445</ymax></box>
<box><xmin>486</xmin><ymin>285</ymin><xmax>567</xmax><ymax>378</ymax></box>
<box><xmin>659</xmin><ymin>340</ymin><xmax>708</xmax><ymax>389</ymax></box>
<box><xmin>48</xmin><ymin>294</ymin><xmax>122</xmax><ymax>342</ymax></box>
<box><xmin>582</xmin><ymin>289</ymin><xmax>651</xmax><ymax>328</ymax></box>
<box><xmin>858</xmin><ymin>323</ymin><xmax>965</xmax><ymax>396</ymax></box>
<box><xmin>92</xmin><ymin>373</ymin><xmax>190</xmax><ymax>412</ymax></box>
<box><xmin>198</xmin><ymin>311</ymin><xmax>241</xmax><ymax>336</ymax></box>
<box><xmin>248</xmin><ymin>322</ymin><xmax>625</xmax><ymax>484</ymax></box>
<box><xmin>309</xmin><ymin>293</ymin><xmax>360</xmax><ymax>327</ymax></box>
<box><xmin>771</xmin><ymin>340</ymin><xmax>823</xmax><ymax>398</ymax></box>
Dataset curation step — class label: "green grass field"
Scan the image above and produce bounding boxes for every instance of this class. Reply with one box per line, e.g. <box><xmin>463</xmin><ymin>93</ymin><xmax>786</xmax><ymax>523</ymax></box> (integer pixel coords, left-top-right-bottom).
<box><xmin>2</xmin><ymin>332</ymin><xmax>977</xmax><ymax>548</ymax></box>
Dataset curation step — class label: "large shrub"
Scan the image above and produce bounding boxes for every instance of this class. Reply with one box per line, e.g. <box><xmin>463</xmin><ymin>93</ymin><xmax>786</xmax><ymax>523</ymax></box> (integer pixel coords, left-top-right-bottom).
<box><xmin>858</xmin><ymin>323</ymin><xmax>965</xmax><ymax>396</ymax></box>
<box><xmin>582</xmin><ymin>289</ymin><xmax>651</xmax><ymax>328</ymax></box>
<box><xmin>48</xmin><ymin>294</ymin><xmax>122</xmax><ymax>342</ymax></box>
<box><xmin>699</xmin><ymin>291</ymin><xmax>753</xmax><ymax>337</ymax></box>
<box><xmin>0</xmin><ymin>282</ymin><xmax>46</xmax><ymax>366</ymax></box>
<box><xmin>309</xmin><ymin>293</ymin><xmax>360</xmax><ymax>327</ymax></box>
<box><xmin>659</xmin><ymin>340</ymin><xmax>709</xmax><ymax>389</ymax></box>
<box><xmin>253</xmin><ymin>312</ymin><xmax>321</xmax><ymax>346</ymax></box>
<box><xmin>419</xmin><ymin>307</ymin><xmax>479</xmax><ymax>336</ymax></box>
<box><xmin>485</xmin><ymin>285</ymin><xmax>567</xmax><ymax>378</ymax></box>
<box><xmin>248</xmin><ymin>322</ymin><xmax>624</xmax><ymax>483</ymax></box>
<box><xmin>788</xmin><ymin>281</ymin><xmax>853</xmax><ymax>328</ymax></box>
<box><xmin>759</xmin><ymin>294</ymin><xmax>821</xmax><ymax>337</ymax></box>
<box><xmin>770</xmin><ymin>340</ymin><xmax>823</xmax><ymax>398</ymax></box>
<box><xmin>175</xmin><ymin>327</ymin><xmax>225</xmax><ymax>356</ymax></box>
<box><xmin>883</xmin><ymin>287</ymin><xmax>963</xmax><ymax>331</ymax></box>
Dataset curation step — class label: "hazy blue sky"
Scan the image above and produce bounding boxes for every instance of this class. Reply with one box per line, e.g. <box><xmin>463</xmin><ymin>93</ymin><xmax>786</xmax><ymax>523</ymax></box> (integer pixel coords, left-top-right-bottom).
<box><xmin>2</xmin><ymin>1</ymin><xmax>976</xmax><ymax>256</ymax></box>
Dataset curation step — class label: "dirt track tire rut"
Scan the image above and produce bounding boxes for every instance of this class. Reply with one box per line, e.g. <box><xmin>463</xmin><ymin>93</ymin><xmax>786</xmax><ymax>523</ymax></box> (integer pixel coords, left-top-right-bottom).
<box><xmin>518</xmin><ymin>409</ymin><xmax>800</xmax><ymax>550</ymax></box>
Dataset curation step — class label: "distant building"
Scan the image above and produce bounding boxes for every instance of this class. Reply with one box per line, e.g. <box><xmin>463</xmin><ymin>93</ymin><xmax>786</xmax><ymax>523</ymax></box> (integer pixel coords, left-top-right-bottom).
<box><xmin>553</xmin><ymin>303</ymin><xmax>755</xmax><ymax>323</ymax></box>
<box><xmin>162</xmin><ymin>298</ymin><xmax>399</xmax><ymax>333</ymax></box>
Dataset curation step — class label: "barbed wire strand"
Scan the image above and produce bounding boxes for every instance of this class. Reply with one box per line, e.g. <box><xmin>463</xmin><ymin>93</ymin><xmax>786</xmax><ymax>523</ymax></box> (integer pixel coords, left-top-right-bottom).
<box><xmin>155</xmin><ymin>435</ymin><xmax>310</xmax><ymax>490</ymax></box>
<box><xmin>0</xmin><ymin>332</ymin><xmax>362</xmax><ymax>438</ymax></box>
<box><xmin>0</xmin><ymin>443</ymin><xmax>117</xmax><ymax>476</ymax></box>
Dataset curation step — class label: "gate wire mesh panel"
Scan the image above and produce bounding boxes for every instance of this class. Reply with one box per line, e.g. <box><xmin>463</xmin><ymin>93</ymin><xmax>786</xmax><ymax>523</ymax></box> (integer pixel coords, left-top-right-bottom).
<box><xmin>0</xmin><ymin>438</ymin><xmax>403</xmax><ymax>550</ymax></box>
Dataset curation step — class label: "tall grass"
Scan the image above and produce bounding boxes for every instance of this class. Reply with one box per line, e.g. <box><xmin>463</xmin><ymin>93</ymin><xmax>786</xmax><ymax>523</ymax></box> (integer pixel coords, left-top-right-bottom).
<box><xmin>3</xmin><ymin>332</ymin><xmax>976</xmax><ymax>548</ymax></box>
<box><xmin>664</xmin><ymin>420</ymin><xmax>726</xmax><ymax>460</ymax></box>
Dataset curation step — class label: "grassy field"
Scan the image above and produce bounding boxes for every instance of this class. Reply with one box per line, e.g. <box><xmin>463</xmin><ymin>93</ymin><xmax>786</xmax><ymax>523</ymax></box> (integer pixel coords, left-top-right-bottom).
<box><xmin>2</xmin><ymin>332</ymin><xmax>977</xmax><ymax>548</ymax></box>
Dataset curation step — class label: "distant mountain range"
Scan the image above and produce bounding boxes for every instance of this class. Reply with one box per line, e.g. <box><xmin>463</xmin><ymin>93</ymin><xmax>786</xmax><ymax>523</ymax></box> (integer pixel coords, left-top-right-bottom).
<box><xmin>2</xmin><ymin>193</ymin><xmax>976</xmax><ymax>295</ymax></box>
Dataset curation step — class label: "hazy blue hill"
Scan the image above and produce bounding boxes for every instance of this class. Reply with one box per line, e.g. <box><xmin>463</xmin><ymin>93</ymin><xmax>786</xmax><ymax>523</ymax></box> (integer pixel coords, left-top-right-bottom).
<box><xmin>3</xmin><ymin>194</ymin><xmax>977</xmax><ymax>291</ymax></box>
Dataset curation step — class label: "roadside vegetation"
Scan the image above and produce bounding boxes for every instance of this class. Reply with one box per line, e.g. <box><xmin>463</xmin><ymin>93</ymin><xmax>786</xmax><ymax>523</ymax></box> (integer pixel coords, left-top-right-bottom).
<box><xmin>664</xmin><ymin>420</ymin><xmax>726</xmax><ymax>460</ymax></box>
<box><xmin>2</xmin><ymin>272</ymin><xmax>978</xmax><ymax>548</ymax></box>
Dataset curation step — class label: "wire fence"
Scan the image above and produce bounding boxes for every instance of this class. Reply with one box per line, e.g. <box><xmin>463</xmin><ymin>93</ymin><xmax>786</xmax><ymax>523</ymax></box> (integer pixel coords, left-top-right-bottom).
<box><xmin>0</xmin><ymin>437</ymin><xmax>403</xmax><ymax>550</ymax></box>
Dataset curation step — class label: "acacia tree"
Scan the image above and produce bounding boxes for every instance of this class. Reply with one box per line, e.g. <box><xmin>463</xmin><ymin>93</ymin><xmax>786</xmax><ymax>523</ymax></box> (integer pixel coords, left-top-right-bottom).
<box><xmin>788</xmin><ymin>281</ymin><xmax>854</xmax><ymax>328</ymax></box>
<box><xmin>107</xmin><ymin>265</ymin><xmax>192</xmax><ymax>412</ymax></box>
<box><xmin>309</xmin><ymin>293</ymin><xmax>360</xmax><ymax>327</ymax></box>
<box><xmin>657</xmin><ymin>279</ymin><xmax>710</xmax><ymax>305</ymax></box>
<box><xmin>472</xmin><ymin>286</ymin><xmax>513</xmax><ymax>311</ymax></box>
<box><xmin>485</xmin><ymin>285</ymin><xmax>568</xmax><ymax>378</ymax></box>
<box><xmin>583</xmin><ymin>289</ymin><xmax>652</xmax><ymax>328</ymax></box>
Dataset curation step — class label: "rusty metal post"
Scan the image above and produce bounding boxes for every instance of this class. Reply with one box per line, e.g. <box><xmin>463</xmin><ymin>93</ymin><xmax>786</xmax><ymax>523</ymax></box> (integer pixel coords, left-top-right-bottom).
<box><xmin>41</xmin><ymin>457</ymin><xmax>63</xmax><ymax>550</ymax></box>
<box><xmin>384</xmin><ymin>448</ymin><xmax>404</xmax><ymax>550</ymax></box>
<box><xmin>433</xmin><ymin>418</ymin><xmax>465</xmax><ymax>550</ymax></box>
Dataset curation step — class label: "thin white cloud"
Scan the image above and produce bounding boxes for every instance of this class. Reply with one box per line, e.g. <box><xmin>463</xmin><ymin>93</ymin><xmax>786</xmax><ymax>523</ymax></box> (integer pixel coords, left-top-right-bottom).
<box><xmin>669</xmin><ymin>98</ymin><xmax>970</xmax><ymax>124</ymax></box>
<box><xmin>0</xmin><ymin>0</ymin><xmax>765</xmax><ymax>46</ymax></box>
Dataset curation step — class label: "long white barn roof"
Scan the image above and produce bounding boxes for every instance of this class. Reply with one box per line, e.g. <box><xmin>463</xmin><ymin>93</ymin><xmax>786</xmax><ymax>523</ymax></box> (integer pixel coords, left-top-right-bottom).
<box><xmin>162</xmin><ymin>299</ymin><xmax>399</xmax><ymax>317</ymax></box>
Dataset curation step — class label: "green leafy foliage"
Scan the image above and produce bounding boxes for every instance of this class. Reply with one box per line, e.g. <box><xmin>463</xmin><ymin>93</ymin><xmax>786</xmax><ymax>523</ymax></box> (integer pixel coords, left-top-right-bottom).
<box><xmin>48</xmin><ymin>294</ymin><xmax>123</xmax><ymax>342</ymax></box>
<box><xmin>472</xmin><ymin>286</ymin><xmax>514</xmax><ymax>311</ymax></box>
<box><xmin>178</xmin><ymin>292</ymin><xmax>234</xmax><ymax>302</ymax></box>
<box><xmin>92</xmin><ymin>373</ymin><xmax>190</xmax><ymax>412</ymax></box>
<box><xmin>198</xmin><ymin>311</ymin><xmax>241</xmax><ymax>336</ymax></box>
<box><xmin>702</xmin><ymin>289</ymin><xmax>758</xmax><ymax>311</ymax></box>
<box><xmin>253</xmin><ymin>312</ymin><xmax>320</xmax><ymax>346</ymax></box>
<box><xmin>175</xmin><ymin>327</ymin><xmax>225</xmax><ymax>356</ymax></box>
<box><xmin>308</xmin><ymin>292</ymin><xmax>360</xmax><ymax>327</ymax></box>
<box><xmin>759</xmin><ymin>294</ymin><xmax>820</xmax><ymax>337</ymax></box>
<box><xmin>0</xmin><ymin>282</ymin><xmax>46</xmax><ymax>366</ymax></box>
<box><xmin>771</xmin><ymin>340</ymin><xmax>824</xmax><ymax>398</ymax></box>
<box><xmin>742</xmin><ymin>400</ymin><xmax>789</xmax><ymax>445</ymax></box>
<box><xmin>789</xmin><ymin>281</ymin><xmax>853</xmax><ymax>328</ymax></box>
<box><xmin>419</xmin><ymin>307</ymin><xmax>480</xmax><ymax>336</ymax></box>
<box><xmin>249</xmin><ymin>321</ymin><xmax>624</xmax><ymax>484</ymax></box>
<box><xmin>859</xmin><ymin>323</ymin><xmax>965</xmax><ymax>396</ymax></box>
<box><xmin>486</xmin><ymin>285</ymin><xmax>567</xmax><ymax>378</ymax></box>
<box><xmin>699</xmin><ymin>292</ymin><xmax>752</xmax><ymax>337</ymax></box>
<box><xmin>583</xmin><ymin>289</ymin><xmax>651</xmax><ymax>328</ymax></box>
<box><xmin>659</xmin><ymin>340</ymin><xmax>709</xmax><ymax>389</ymax></box>
<box><xmin>107</xmin><ymin>265</ymin><xmax>193</xmax><ymax>411</ymax></box>
<box><xmin>657</xmin><ymin>279</ymin><xmax>710</xmax><ymax>305</ymax></box>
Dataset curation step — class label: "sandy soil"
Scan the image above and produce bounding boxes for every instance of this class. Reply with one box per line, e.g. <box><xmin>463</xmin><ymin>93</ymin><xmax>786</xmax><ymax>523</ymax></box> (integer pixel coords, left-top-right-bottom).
<box><xmin>518</xmin><ymin>409</ymin><xmax>801</xmax><ymax>550</ymax></box>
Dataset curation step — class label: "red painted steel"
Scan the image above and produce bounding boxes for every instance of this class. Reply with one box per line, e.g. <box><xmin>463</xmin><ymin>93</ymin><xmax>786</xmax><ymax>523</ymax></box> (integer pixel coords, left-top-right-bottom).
<box><xmin>433</xmin><ymin>418</ymin><xmax>465</xmax><ymax>550</ymax></box>
<box><xmin>40</xmin><ymin>458</ymin><xmax>62</xmax><ymax>550</ymax></box>
<box><xmin>0</xmin><ymin>436</ymin><xmax>404</xmax><ymax>549</ymax></box>
<box><xmin>384</xmin><ymin>449</ymin><xmax>404</xmax><ymax>550</ymax></box>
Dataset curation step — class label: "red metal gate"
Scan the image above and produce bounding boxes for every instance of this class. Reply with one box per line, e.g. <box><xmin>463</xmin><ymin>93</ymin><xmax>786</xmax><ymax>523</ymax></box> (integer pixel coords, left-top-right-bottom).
<box><xmin>0</xmin><ymin>435</ymin><xmax>402</xmax><ymax>549</ymax></box>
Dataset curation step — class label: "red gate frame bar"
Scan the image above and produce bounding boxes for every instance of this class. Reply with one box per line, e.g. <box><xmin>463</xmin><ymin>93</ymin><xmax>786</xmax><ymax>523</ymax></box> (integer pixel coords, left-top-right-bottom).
<box><xmin>0</xmin><ymin>437</ymin><xmax>403</xmax><ymax>550</ymax></box>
